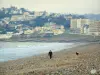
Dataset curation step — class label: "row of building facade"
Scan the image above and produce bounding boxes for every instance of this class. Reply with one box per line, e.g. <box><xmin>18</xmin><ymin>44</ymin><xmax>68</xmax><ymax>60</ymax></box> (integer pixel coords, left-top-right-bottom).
<box><xmin>70</xmin><ymin>19</ymin><xmax>100</xmax><ymax>36</ymax></box>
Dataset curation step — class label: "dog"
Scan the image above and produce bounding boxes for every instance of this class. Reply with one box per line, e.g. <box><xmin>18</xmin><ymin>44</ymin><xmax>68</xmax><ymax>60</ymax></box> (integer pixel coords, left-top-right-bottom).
<box><xmin>76</xmin><ymin>52</ymin><xmax>79</xmax><ymax>56</ymax></box>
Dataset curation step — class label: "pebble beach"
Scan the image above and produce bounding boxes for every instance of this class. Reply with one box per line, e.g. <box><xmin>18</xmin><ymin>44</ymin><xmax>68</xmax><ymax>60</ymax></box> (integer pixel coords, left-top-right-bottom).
<box><xmin>0</xmin><ymin>43</ymin><xmax>100</xmax><ymax>75</ymax></box>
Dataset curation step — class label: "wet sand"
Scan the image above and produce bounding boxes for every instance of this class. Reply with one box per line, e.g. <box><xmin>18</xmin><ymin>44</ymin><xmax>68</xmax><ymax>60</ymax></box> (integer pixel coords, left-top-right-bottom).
<box><xmin>0</xmin><ymin>43</ymin><xmax>100</xmax><ymax>75</ymax></box>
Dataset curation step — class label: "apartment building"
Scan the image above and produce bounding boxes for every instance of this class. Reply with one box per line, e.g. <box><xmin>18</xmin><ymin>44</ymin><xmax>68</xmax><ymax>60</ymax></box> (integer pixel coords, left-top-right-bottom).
<box><xmin>70</xmin><ymin>19</ymin><xmax>90</xmax><ymax>34</ymax></box>
<box><xmin>89</xmin><ymin>20</ymin><xmax>100</xmax><ymax>36</ymax></box>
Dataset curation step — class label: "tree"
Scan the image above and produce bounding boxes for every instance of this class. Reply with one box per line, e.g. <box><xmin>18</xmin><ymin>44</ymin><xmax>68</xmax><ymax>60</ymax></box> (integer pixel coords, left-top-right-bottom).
<box><xmin>0</xmin><ymin>26</ymin><xmax>6</xmax><ymax>34</ymax></box>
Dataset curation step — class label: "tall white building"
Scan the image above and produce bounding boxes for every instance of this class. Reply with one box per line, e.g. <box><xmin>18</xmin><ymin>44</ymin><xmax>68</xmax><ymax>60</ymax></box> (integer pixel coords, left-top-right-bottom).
<box><xmin>70</xmin><ymin>19</ymin><xmax>90</xmax><ymax>34</ymax></box>
<box><xmin>70</xmin><ymin>19</ymin><xmax>77</xmax><ymax>29</ymax></box>
<box><xmin>70</xmin><ymin>19</ymin><xmax>90</xmax><ymax>28</ymax></box>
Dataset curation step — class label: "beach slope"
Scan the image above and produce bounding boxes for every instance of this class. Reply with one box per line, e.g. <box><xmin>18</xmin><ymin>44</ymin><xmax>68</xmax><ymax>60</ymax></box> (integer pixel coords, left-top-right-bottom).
<box><xmin>0</xmin><ymin>43</ymin><xmax>100</xmax><ymax>75</ymax></box>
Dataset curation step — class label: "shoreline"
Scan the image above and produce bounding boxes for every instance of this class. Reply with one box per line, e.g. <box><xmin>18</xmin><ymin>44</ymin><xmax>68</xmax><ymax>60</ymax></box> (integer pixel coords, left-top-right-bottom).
<box><xmin>0</xmin><ymin>39</ymin><xmax>99</xmax><ymax>43</ymax></box>
<box><xmin>0</xmin><ymin>42</ymin><xmax>88</xmax><ymax>62</ymax></box>
<box><xmin>0</xmin><ymin>43</ymin><xmax>100</xmax><ymax>75</ymax></box>
<box><xmin>0</xmin><ymin>34</ymin><xmax>100</xmax><ymax>43</ymax></box>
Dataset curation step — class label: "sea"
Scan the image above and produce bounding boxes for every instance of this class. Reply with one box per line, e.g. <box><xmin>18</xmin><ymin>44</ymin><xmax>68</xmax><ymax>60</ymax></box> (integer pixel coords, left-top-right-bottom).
<box><xmin>0</xmin><ymin>42</ymin><xmax>84</xmax><ymax>62</ymax></box>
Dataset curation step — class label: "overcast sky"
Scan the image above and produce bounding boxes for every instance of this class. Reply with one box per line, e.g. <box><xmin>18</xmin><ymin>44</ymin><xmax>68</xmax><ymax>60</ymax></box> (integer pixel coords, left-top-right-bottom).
<box><xmin>0</xmin><ymin>0</ymin><xmax>100</xmax><ymax>14</ymax></box>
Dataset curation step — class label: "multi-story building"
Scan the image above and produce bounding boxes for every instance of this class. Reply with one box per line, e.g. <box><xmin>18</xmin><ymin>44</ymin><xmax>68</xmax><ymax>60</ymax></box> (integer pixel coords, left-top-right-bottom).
<box><xmin>70</xmin><ymin>19</ymin><xmax>90</xmax><ymax>34</ymax></box>
<box><xmin>89</xmin><ymin>20</ymin><xmax>100</xmax><ymax>36</ymax></box>
<box><xmin>82</xmin><ymin>24</ymin><xmax>89</xmax><ymax>34</ymax></box>
<box><xmin>11</xmin><ymin>15</ymin><xmax>24</xmax><ymax>21</ymax></box>
<box><xmin>80</xmin><ymin>19</ymin><xmax>90</xmax><ymax>34</ymax></box>
<box><xmin>70</xmin><ymin>19</ymin><xmax>77</xmax><ymax>29</ymax></box>
<box><xmin>70</xmin><ymin>19</ymin><xmax>90</xmax><ymax>29</ymax></box>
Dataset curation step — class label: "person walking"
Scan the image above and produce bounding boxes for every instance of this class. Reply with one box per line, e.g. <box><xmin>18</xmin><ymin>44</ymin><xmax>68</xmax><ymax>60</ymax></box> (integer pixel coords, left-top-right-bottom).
<box><xmin>48</xmin><ymin>50</ymin><xmax>53</xmax><ymax>59</ymax></box>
